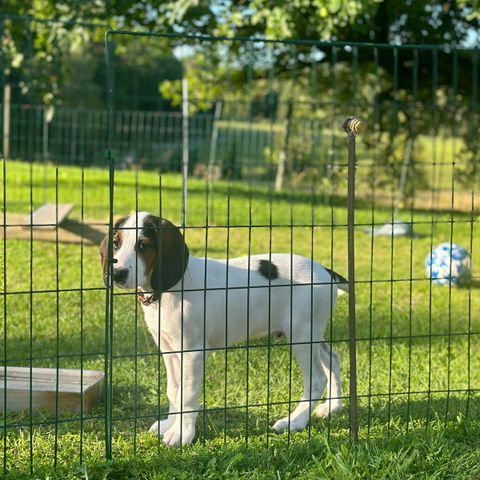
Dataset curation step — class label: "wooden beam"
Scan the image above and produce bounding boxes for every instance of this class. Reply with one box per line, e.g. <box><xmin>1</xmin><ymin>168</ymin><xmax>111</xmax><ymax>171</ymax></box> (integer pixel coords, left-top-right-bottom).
<box><xmin>24</xmin><ymin>203</ymin><xmax>74</xmax><ymax>229</ymax></box>
<box><xmin>0</xmin><ymin>367</ymin><xmax>104</xmax><ymax>415</ymax></box>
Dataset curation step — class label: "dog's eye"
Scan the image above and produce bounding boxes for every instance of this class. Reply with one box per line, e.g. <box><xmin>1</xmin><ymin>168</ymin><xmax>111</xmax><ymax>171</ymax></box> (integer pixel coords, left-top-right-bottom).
<box><xmin>113</xmin><ymin>240</ymin><xmax>119</xmax><ymax>250</ymax></box>
<box><xmin>137</xmin><ymin>241</ymin><xmax>149</xmax><ymax>251</ymax></box>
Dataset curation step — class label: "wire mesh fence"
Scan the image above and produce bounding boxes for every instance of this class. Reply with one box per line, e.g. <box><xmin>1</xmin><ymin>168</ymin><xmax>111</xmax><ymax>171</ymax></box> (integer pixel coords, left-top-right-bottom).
<box><xmin>0</xmin><ymin>103</ymin><xmax>289</xmax><ymax>175</ymax></box>
<box><xmin>0</xmin><ymin>25</ymin><xmax>479</xmax><ymax>476</ymax></box>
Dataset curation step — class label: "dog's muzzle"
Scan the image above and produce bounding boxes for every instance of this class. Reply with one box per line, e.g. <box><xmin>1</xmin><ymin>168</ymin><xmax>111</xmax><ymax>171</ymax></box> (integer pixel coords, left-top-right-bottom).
<box><xmin>104</xmin><ymin>268</ymin><xmax>130</xmax><ymax>288</ymax></box>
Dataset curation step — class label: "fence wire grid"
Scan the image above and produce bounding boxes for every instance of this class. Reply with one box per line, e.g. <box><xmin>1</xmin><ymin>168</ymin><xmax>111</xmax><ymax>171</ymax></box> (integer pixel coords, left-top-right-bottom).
<box><xmin>0</xmin><ymin>28</ymin><xmax>479</xmax><ymax>476</ymax></box>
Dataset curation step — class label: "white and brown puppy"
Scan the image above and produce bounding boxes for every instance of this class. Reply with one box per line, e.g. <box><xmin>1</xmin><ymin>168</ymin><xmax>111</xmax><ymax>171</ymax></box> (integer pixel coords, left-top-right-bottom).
<box><xmin>100</xmin><ymin>212</ymin><xmax>346</xmax><ymax>447</ymax></box>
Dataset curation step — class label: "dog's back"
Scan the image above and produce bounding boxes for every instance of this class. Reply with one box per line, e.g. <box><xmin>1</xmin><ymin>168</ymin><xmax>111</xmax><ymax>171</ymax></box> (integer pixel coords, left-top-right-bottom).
<box><xmin>170</xmin><ymin>254</ymin><xmax>344</xmax><ymax>349</ymax></box>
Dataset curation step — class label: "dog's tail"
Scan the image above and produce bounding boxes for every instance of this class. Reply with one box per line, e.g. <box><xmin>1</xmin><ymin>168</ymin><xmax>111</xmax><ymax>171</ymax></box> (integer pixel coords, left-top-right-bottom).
<box><xmin>324</xmin><ymin>267</ymin><xmax>348</xmax><ymax>296</ymax></box>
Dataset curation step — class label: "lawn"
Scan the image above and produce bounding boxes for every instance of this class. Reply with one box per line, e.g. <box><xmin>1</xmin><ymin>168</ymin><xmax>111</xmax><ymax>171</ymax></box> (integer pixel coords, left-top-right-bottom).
<box><xmin>1</xmin><ymin>160</ymin><xmax>479</xmax><ymax>479</ymax></box>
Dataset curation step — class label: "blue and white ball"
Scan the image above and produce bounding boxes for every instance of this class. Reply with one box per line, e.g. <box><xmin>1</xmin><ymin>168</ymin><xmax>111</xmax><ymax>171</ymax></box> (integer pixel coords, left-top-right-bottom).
<box><xmin>425</xmin><ymin>243</ymin><xmax>471</xmax><ymax>287</ymax></box>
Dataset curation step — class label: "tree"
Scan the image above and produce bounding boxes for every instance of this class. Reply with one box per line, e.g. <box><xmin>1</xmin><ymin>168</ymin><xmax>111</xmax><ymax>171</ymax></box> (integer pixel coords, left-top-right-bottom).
<box><xmin>2</xmin><ymin>1</ymin><xmax>479</xmax><ymax>187</ymax></box>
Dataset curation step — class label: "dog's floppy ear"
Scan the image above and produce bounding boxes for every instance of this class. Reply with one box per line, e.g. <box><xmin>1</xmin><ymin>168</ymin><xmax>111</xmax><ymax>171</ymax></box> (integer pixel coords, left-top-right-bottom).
<box><xmin>145</xmin><ymin>215</ymin><xmax>189</xmax><ymax>293</ymax></box>
<box><xmin>99</xmin><ymin>216</ymin><xmax>128</xmax><ymax>274</ymax></box>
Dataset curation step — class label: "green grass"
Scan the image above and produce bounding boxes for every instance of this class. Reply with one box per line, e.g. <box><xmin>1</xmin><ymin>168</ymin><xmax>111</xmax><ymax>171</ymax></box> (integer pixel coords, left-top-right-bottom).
<box><xmin>1</xmin><ymin>161</ymin><xmax>479</xmax><ymax>479</ymax></box>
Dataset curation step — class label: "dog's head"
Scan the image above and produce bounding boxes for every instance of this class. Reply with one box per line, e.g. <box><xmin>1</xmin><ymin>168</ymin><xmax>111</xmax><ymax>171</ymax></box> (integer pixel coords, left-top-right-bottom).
<box><xmin>99</xmin><ymin>212</ymin><xmax>189</xmax><ymax>293</ymax></box>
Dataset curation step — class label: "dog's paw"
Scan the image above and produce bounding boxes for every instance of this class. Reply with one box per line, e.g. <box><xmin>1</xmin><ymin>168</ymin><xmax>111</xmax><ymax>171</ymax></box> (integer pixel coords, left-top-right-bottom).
<box><xmin>272</xmin><ymin>416</ymin><xmax>307</xmax><ymax>433</ymax></box>
<box><xmin>162</xmin><ymin>424</ymin><xmax>195</xmax><ymax>447</ymax></box>
<box><xmin>314</xmin><ymin>401</ymin><xmax>343</xmax><ymax>418</ymax></box>
<box><xmin>148</xmin><ymin>417</ymin><xmax>175</xmax><ymax>437</ymax></box>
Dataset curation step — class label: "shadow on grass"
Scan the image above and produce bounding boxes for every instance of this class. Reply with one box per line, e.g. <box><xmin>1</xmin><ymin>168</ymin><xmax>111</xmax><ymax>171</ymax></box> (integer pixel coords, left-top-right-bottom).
<box><xmin>103</xmin><ymin>393</ymin><xmax>480</xmax><ymax>443</ymax></box>
<box><xmin>462</xmin><ymin>278</ymin><xmax>480</xmax><ymax>290</ymax></box>
<box><xmin>2</xmin><ymin>390</ymin><xmax>479</xmax><ymax>478</ymax></box>
<box><xmin>60</xmin><ymin>219</ymin><xmax>107</xmax><ymax>245</ymax></box>
<box><xmin>3</xmin><ymin>393</ymin><xmax>478</xmax><ymax>436</ymax></box>
<box><xmin>19</xmin><ymin>171</ymin><xmax>476</xmax><ymax>218</ymax></box>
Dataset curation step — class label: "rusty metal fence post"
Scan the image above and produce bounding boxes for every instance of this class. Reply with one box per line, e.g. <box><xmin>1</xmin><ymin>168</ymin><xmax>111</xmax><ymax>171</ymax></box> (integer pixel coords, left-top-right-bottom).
<box><xmin>343</xmin><ymin>116</ymin><xmax>365</xmax><ymax>441</ymax></box>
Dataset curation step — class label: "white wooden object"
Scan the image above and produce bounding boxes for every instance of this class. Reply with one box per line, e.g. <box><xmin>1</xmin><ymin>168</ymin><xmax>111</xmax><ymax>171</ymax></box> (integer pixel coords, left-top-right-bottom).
<box><xmin>0</xmin><ymin>367</ymin><xmax>104</xmax><ymax>414</ymax></box>
<box><xmin>24</xmin><ymin>203</ymin><xmax>74</xmax><ymax>229</ymax></box>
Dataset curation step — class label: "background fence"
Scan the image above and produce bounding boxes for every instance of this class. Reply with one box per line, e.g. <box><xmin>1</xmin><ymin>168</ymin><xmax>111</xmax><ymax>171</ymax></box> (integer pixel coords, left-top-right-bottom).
<box><xmin>1</xmin><ymin>21</ymin><xmax>479</xmax><ymax>477</ymax></box>
<box><xmin>2</xmin><ymin>13</ymin><xmax>480</xmax><ymax>205</ymax></box>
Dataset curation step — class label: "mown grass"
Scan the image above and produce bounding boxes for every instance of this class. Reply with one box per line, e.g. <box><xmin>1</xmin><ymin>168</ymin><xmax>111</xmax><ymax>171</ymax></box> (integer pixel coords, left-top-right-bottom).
<box><xmin>1</xmin><ymin>161</ymin><xmax>479</xmax><ymax>479</ymax></box>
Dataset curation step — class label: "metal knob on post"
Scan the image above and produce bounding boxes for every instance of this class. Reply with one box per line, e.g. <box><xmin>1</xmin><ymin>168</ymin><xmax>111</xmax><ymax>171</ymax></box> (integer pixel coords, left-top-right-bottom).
<box><xmin>343</xmin><ymin>115</ymin><xmax>365</xmax><ymax>441</ymax></box>
<box><xmin>343</xmin><ymin>116</ymin><xmax>366</xmax><ymax>136</ymax></box>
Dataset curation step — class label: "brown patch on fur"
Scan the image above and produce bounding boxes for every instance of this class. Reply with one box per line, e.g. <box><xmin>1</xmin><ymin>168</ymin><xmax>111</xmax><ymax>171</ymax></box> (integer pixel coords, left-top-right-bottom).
<box><xmin>99</xmin><ymin>216</ymin><xmax>128</xmax><ymax>275</ymax></box>
<box><xmin>99</xmin><ymin>236</ymin><xmax>108</xmax><ymax>274</ymax></box>
<box><xmin>138</xmin><ymin>236</ymin><xmax>157</xmax><ymax>275</ymax></box>
<box><xmin>113</xmin><ymin>230</ymin><xmax>123</xmax><ymax>249</ymax></box>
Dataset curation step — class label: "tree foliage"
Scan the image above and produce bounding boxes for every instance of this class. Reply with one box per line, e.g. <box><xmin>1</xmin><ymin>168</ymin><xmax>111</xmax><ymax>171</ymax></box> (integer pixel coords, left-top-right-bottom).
<box><xmin>1</xmin><ymin>1</ymin><xmax>479</xmax><ymax>187</ymax></box>
<box><xmin>3</xmin><ymin>1</ymin><xmax>479</xmax><ymax>104</ymax></box>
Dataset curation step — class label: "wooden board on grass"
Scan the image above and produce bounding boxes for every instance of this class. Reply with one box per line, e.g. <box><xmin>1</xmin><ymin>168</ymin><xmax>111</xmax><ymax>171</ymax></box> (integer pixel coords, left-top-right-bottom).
<box><xmin>0</xmin><ymin>367</ymin><xmax>104</xmax><ymax>415</ymax></box>
<box><xmin>24</xmin><ymin>203</ymin><xmax>74</xmax><ymax>229</ymax></box>
<box><xmin>1</xmin><ymin>213</ymin><xmax>107</xmax><ymax>245</ymax></box>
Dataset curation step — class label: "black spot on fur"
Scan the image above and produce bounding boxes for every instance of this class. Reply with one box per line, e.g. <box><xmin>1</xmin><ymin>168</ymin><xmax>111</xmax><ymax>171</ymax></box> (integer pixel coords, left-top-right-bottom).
<box><xmin>258</xmin><ymin>260</ymin><xmax>279</xmax><ymax>280</ymax></box>
<box><xmin>324</xmin><ymin>267</ymin><xmax>348</xmax><ymax>285</ymax></box>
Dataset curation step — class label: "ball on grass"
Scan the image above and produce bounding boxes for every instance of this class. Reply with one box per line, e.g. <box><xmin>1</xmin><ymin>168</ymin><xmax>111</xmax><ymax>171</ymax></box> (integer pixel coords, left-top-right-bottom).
<box><xmin>425</xmin><ymin>243</ymin><xmax>471</xmax><ymax>287</ymax></box>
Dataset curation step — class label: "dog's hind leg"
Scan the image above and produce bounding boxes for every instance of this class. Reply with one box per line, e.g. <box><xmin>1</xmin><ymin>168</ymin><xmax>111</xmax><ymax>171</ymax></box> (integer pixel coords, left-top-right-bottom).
<box><xmin>314</xmin><ymin>343</ymin><xmax>343</xmax><ymax>418</ymax></box>
<box><xmin>272</xmin><ymin>344</ymin><xmax>327</xmax><ymax>433</ymax></box>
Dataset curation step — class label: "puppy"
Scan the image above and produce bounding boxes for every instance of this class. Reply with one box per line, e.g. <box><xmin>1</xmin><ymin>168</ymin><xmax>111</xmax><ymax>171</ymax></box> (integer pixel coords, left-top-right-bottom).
<box><xmin>100</xmin><ymin>212</ymin><xmax>345</xmax><ymax>447</ymax></box>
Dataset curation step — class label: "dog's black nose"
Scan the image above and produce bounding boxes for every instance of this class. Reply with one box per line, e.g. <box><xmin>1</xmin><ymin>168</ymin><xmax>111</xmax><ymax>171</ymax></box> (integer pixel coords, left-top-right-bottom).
<box><xmin>112</xmin><ymin>267</ymin><xmax>129</xmax><ymax>283</ymax></box>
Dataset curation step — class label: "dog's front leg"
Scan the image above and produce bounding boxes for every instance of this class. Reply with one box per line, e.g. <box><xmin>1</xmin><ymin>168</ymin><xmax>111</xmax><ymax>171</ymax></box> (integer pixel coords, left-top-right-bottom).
<box><xmin>163</xmin><ymin>349</ymin><xmax>204</xmax><ymax>447</ymax></box>
<box><xmin>149</xmin><ymin>351</ymin><xmax>179</xmax><ymax>436</ymax></box>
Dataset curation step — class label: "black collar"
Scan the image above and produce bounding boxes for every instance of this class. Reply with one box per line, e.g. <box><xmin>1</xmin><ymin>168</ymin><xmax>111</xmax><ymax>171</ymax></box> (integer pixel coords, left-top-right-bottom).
<box><xmin>137</xmin><ymin>288</ymin><xmax>160</xmax><ymax>307</ymax></box>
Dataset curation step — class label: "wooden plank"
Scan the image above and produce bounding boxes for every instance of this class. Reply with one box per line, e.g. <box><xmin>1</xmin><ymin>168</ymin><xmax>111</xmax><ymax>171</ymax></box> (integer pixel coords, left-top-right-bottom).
<box><xmin>24</xmin><ymin>203</ymin><xmax>74</xmax><ymax>229</ymax></box>
<box><xmin>0</xmin><ymin>367</ymin><xmax>104</xmax><ymax>415</ymax></box>
<box><xmin>1</xmin><ymin>214</ymin><xmax>107</xmax><ymax>245</ymax></box>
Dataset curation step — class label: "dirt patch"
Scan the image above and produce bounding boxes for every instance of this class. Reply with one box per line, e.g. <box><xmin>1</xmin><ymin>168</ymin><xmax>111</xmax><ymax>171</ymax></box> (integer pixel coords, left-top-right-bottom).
<box><xmin>354</xmin><ymin>189</ymin><xmax>477</xmax><ymax>214</ymax></box>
